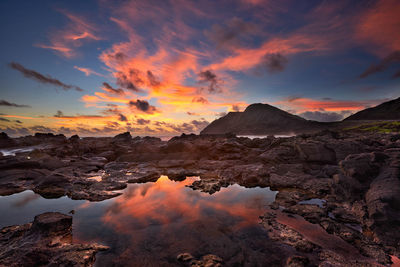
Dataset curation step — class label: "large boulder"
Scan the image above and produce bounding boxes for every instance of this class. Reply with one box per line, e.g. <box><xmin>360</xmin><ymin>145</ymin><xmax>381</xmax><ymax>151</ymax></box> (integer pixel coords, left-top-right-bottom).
<box><xmin>295</xmin><ymin>141</ymin><xmax>336</xmax><ymax>164</ymax></box>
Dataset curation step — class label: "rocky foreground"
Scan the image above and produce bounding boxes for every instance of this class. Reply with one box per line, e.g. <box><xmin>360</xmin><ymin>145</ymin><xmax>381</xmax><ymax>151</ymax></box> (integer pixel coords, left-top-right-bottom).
<box><xmin>0</xmin><ymin>212</ymin><xmax>108</xmax><ymax>266</ymax></box>
<box><xmin>0</xmin><ymin>130</ymin><xmax>399</xmax><ymax>266</ymax></box>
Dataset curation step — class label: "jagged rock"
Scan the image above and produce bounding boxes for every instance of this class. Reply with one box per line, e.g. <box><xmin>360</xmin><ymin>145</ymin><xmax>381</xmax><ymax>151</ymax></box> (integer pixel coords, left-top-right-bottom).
<box><xmin>177</xmin><ymin>253</ymin><xmax>223</xmax><ymax>267</ymax></box>
<box><xmin>295</xmin><ymin>141</ymin><xmax>336</xmax><ymax>164</ymax></box>
<box><xmin>0</xmin><ymin>212</ymin><xmax>108</xmax><ymax>266</ymax></box>
<box><xmin>112</xmin><ymin>132</ymin><xmax>132</xmax><ymax>143</ymax></box>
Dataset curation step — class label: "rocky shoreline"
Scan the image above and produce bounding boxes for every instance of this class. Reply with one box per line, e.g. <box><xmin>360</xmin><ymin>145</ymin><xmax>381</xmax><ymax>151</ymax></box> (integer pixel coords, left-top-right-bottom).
<box><xmin>0</xmin><ymin>130</ymin><xmax>399</xmax><ymax>266</ymax></box>
<box><xmin>0</xmin><ymin>212</ymin><xmax>108</xmax><ymax>266</ymax></box>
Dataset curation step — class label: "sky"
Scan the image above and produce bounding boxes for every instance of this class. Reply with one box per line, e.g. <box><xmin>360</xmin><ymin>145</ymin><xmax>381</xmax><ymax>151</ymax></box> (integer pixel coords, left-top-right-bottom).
<box><xmin>0</xmin><ymin>0</ymin><xmax>399</xmax><ymax>137</ymax></box>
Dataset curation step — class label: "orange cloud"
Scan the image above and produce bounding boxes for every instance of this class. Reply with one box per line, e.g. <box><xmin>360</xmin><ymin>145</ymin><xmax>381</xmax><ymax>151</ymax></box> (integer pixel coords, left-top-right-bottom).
<box><xmin>74</xmin><ymin>66</ymin><xmax>103</xmax><ymax>77</ymax></box>
<box><xmin>356</xmin><ymin>0</ymin><xmax>400</xmax><ymax>56</ymax></box>
<box><xmin>276</xmin><ymin>97</ymin><xmax>383</xmax><ymax>112</ymax></box>
<box><xmin>36</xmin><ymin>9</ymin><xmax>101</xmax><ymax>58</ymax></box>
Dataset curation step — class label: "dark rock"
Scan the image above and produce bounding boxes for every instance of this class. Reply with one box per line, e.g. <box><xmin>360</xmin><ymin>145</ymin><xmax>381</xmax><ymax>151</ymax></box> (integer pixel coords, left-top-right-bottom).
<box><xmin>0</xmin><ymin>212</ymin><xmax>108</xmax><ymax>266</ymax></box>
<box><xmin>286</xmin><ymin>255</ymin><xmax>309</xmax><ymax>267</ymax></box>
<box><xmin>295</xmin><ymin>141</ymin><xmax>336</xmax><ymax>164</ymax></box>
<box><xmin>112</xmin><ymin>132</ymin><xmax>132</xmax><ymax>143</ymax></box>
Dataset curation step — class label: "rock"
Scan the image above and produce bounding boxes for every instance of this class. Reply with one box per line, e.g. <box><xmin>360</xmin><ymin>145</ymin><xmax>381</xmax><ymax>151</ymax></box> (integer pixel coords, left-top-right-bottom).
<box><xmin>295</xmin><ymin>141</ymin><xmax>336</xmax><ymax>164</ymax></box>
<box><xmin>69</xmin><ymin>134</ymin><xmax>80</xmax><ymax>141</ymax></box>
<box><xmin>0</xmin><ymin>212</ymin><xmax>108</xmax><ymax>266</ymax></box>
<box><xmin>177</xmin><ymin>252</ymin><xmax>194</xmax><ymax>262</ymax></box>
<box><xmin>339</xmin><ymin>153</ymin><xmax>380</xmax><ymax>182</ymax></box>
<box><xmin>33</xmin><ymin>173</ymin><xmax>70</xmax><ymax>198</ymax></box>
<box><xmin>189</xmin><ymin>179</ymin><xmax>229</xmax><ymax>194</ymax></box>
<box><xmin>286</xmin><ymin>255</ymin><xmax>309</xmax><ymax>267</ymax></box>
<box><xmin>30</xmin><ymin>212</ymin><xmax>72</xmax><ymax>237</ymax></box>
<box><xmin>177</xmin><ymin>253</ymin><xmax>223</xmax><ymax>267</ymax></box>
<box><xmin>0</xmin><ymin>132</ymin><xmax>16</xmax><ymax>148</ymax></box>
<box><xmin>259</xmin><ymin>145</ymin><xmax>296</xmax><ymax>163</ymax></box>
<box><xmin>112</xmin><ymin>132</ymin><xmax>132</xmax><ymax>143</ymax></box>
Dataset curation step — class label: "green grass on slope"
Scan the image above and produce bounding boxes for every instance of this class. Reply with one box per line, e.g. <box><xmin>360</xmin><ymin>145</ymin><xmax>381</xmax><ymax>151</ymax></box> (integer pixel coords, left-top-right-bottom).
<box><xmin>344</xmin><ymin>121</ymin><xmax>400</xmax><ymax>133</ymax></box>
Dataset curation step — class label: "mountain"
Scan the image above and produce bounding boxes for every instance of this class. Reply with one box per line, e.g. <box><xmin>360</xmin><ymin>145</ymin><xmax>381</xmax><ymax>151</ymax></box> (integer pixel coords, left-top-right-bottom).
<box><xmin>200</xmin><ymin>103</ymin><xmax>324</xmax><ymax>135</ymax></box>
<box><xmin>344</xmin><ymin>97</ymin><xmax>400</xmax><ymax>120</ymax></box>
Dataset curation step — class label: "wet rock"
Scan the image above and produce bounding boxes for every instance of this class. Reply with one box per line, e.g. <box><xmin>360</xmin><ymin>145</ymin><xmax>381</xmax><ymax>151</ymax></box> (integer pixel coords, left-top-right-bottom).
<box><xmin>177</xmin><ymin>253</ymin><xmax>223</xmax><ymax>267</ymax></box>
<box><xmin>189</xmin><ymin>179</ymin><xmax>229</xmax><ymax>194</ymax></box>
<box><xmin>285</xmin><ymin>255</ymin><xmax>309</xmax><ymax>267</ymax></box>
<box><xmin>33</xmin><ymin>173</ymin><xmax>70</xmax><ymax>198</ymax></box>
<box><xmin>0</xmin><ymin>212</ymin><xmax>108</xmax><ymax>266</ymax></box>
<box><xmin>285</xmin><ymin>204</ymin><xmax>326</xmax><ymax>224</ymax></box>
<box><xmin>177</xmin><ymin>252</ymin><xmax>194</xmax><ymax>262</ymax></box>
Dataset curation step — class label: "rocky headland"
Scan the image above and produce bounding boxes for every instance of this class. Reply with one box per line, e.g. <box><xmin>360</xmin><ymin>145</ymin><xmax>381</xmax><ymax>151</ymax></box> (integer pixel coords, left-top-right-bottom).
<box><xmin>0</xmin><ymin>129</ymin><xmax>399</xmax><ymax>266</ymax></box>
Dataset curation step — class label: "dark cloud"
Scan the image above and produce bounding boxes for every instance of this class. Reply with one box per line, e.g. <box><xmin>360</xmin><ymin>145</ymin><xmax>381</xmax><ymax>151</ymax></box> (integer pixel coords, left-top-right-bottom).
<box><xmin>0</xmin><ymin>127</ymin><xmax>31</xmax><ymax>136</ymax></box>
<box><xmin>261</xmin><ymin>53</ymin><xmax>288</xmax><ymax>73</ymax></box>
<box><xmin>0</xmin><ymin>99</ymin><xmax>31</xmax><ymax>108</ymax></box>
<box><xmin>147</xmin><ymin>71</ymin><xmax>161</xmax><ymax>87</ymax></box>
<box><xmin>114</xmin><ymin>52</ymin><xmax>127</xmax><ymax>62</ymax></box>
<box><xmin>187</xmin><ymin>112</ymin><xmax>199</xmax><ymax>116</ymax></box>
<box><xmin>118</xmin><ymin>113</ymin><xmax>127</xmax><ymax>121</ymax></box>
<box><xmin>102</xmin><ymin>104</ymin><xmax>121</xmax><ymax>115</ymax></box>
<box><xmin>9</xmin><ymin>62</ymin><xmax>84</xmax><ymax>92</ymax></box>
<box><xmin>15</xmin><ymin>120</ymin><xmax>22</xmax><ymax>124</ymax></box>
<box><xmin>54</xmin><ymin>110</ymin><xmax>104</xmax><ymax>119</ymax></box>
<box><xmin>153</xmin><ymin>121</ymin><xmax>166</xmax><ymax>127</ymax></box>
<box><xmin>232</xmin><ymin>105</ymin><xmax>240</xmax><ymax>111</ymax></box>
<box><xmin>192</xmin><ymin>96</ymin><xmax>209</xmax><ymax>104</ymax></box>
<box><xmin>58</xmin><ymin>127</ymin><xmax>72</xmax><ymax>134</ymax></box>
<box><xmin>128</xmin><ymin>99</ymin><xmax>158</xmax><ymax>114</ymax></box>
<box><xmin>198</xmin><ymin>70</ymin><xmax>221</xmax><ymax>93</ymax></box>
<box><xmin>191</xmin><ymin>119</ymin><xmax>209</xmax><ymax>129</ymax></box>
<box><xmin>136</xmin><ymin>118</ymin><xmax>150</xmax><ymax>125</ymax></box>
<box><xmin>286</xmin><ymin>95</ymin><xmax>302</xmax><ymax>102</ymax></box>
<box><xmin>0</xmin><ymin>118</ymin><xmax>10</xmax><ymax>122</ymax></box>
<box><xmin>205</xmin><ymin>17</ymin><xmax>258</xmax><ymax>50</ymax></box>
<box><xmin>144</xmin><ymin>126</ymin><xmax>156</xmax><ymax>133</ymax></box>
<box><xmin>359</xmin><ymin>51</ymin><xmax>400</xmax><ymax>78</ymax></box>
<box><xmin>169</xmin><ymin>119</ymin><xmax>209</xmax><ymax>133</ymax></box>
<box><xmin>392</xmin><ymin>69</ymin><xmax>400</xmax><ymax>79</ymax></box>
<box><xmin>299</xmin><ymin>111</ymin><xmax>352</xmax><ymax>122</ymax></box>
<box><xmin>102</xmin><ymin>82</ymin><xmax>124</xmax><ymax>95</ymax></box>
<box><xmin>30</xmin><ymin>125</ymin><xmax>55</xmax><ymax>133</ymax></box>
<box><xmin>54</xmin><ymin>110</ymin><xmax>64</xmax><ymax>117</ymax></box>
<box><xmin>116</xmin><ymin>69</ymin><xmax>144</xmax><ymax>92</ymax></box>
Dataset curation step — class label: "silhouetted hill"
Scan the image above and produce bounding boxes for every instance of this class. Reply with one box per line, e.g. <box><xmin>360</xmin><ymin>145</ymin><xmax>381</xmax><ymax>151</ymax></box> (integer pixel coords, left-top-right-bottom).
<box><xmin>344</xmin><ymin>97</ymin><xmax>400</xmax><ymax>120</ymax></box>
<box><xmin>200</xmin><ymin>103</ymin><xmax>324</xmax><ymax>135</ymax></box>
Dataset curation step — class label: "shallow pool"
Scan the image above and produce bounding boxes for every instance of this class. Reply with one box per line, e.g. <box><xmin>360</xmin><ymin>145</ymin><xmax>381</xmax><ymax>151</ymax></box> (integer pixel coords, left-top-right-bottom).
<box><xmin>0</xmin><ymin>176</ymin><xmax>277</xmax><ymax>266</ymax></box>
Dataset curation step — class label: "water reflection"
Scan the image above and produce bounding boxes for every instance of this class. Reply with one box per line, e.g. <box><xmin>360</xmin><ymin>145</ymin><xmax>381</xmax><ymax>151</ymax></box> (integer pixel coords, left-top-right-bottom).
<box><xmin>0</xmin><ymin>176</ymin><xmax>278</xmax><ymax>266</ymax></box>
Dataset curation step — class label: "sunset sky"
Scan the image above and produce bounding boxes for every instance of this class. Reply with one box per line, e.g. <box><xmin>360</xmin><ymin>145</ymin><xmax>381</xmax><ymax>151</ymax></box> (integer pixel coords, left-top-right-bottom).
<box><xmin>1</xmin><ymin>0</ymin><xmax>399</xmax><ymax>136</ymax></box>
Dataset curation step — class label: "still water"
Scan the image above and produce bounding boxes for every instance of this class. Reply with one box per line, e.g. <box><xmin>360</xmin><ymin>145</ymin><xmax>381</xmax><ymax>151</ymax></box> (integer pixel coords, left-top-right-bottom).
<box><xmin>0</xmin><ymin>176</ymin><xmax>277</xmax><ymax>266</ymax></box>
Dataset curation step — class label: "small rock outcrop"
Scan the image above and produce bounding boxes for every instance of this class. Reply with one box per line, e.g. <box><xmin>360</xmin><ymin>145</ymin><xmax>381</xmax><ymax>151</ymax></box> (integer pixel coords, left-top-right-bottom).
<box><xmin>0</xmin><ymin>212</ymin><xmax>108</xmax><ymax>267</ymax></box>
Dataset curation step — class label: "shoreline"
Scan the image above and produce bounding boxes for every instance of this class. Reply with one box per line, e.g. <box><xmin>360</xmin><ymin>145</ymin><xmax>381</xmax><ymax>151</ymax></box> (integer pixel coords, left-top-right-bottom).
<box><xmin>0</xmin><ymin>130</ymin><xmax>399</xmax><ymax>266</ymax></box>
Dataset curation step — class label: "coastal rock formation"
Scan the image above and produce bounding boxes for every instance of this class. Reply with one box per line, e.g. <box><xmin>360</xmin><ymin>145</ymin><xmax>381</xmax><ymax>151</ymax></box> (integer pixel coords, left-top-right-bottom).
<box><xmin>201</xmin><ymin>98</ymin><xmax>400</xmax><ymax>135</ymax></box>
<box><xmin>200</xmin><ymin>103</ymin><xmax>323</xmax><ymax>135</ymax></box>
<box><xmin>0</xmin><ymin>128</ymin><xmax>399</xmax><ymax>265</ymax></box>
<box><xmin>0</xmin><ymin>212</ymin><xmax>108</xmax><ymax>266</ymax></box>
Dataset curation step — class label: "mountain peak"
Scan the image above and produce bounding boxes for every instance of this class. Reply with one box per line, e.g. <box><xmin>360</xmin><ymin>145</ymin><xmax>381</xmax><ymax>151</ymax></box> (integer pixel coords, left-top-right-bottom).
<box><xmin>344</xmin><ymin>97</ymin><xmax>400</xmax><ymax>120</ymax></box>
<box><xmin>201</xmin><ymin>102</ymin><xmax>317</xmax><ymax>135</ymax></box>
